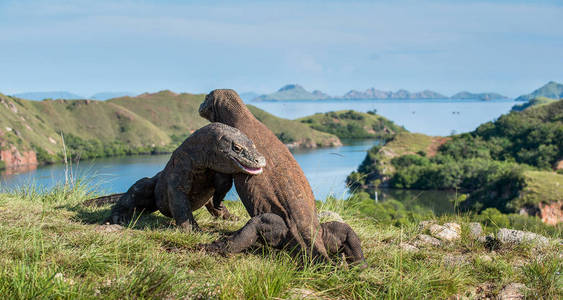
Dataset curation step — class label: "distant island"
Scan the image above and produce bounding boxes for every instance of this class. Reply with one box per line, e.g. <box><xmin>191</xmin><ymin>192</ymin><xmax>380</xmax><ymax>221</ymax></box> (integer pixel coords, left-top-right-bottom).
<box><xmin>513</xmin><ymin>81</ymin><xmax>563</xmax><ymax>102</ymax></box>
<box><xmin>253</xmin><ymin>84</ymin><xmax>331</xmax><ymax>101</ymax></box>
<box><xmin>252</xmin><ymin>84</ymin><xmax>509</xmax><ymax>101</ymax></box>
<box><xmin>11</xmin><ymin>91</ymin><xmax>85</xmax><ymax>101</ymax></box>
<box><xmin>450</xmin><ymin>91</ymin><xmax>508</xmax><ymax>101</ymax></box>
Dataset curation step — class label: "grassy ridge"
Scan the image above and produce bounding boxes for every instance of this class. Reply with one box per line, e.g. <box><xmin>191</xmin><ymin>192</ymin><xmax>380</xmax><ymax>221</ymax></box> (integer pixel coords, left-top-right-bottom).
<box><xmin>348</xmin><ymin>100</ymin><xmax>563</xmax><ymax>214</ymax></box>
<box><xmin>0</xmin><ymin>92</ymin><xmax>342</xmax><ymax>167</ymax></box>
<box><xmin>512</xmin><ymin>96</ymin><xmax>559</xmax><ymax>112</ymax></box>
<box><xmin>247</xmin><ymin>105</ymin><xmax>341</xmax><ymax>146</ymax></box>
<box><xmin>297</xmin><ymin>110</ymin><xmax>405</xmax><ymax>140</ymax></box>
<box><xmin>0</xmin><ymin>184</ymin><xmax>561</xmax><ymax>299</ymax></box>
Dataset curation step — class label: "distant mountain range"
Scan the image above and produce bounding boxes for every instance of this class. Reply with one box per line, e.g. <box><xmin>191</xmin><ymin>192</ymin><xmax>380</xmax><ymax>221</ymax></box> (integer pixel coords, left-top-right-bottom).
<box><xmin>254</xmin><ymin>84</ymin><xmax>331</xmax><ymax>101</ymax></box>
<box><xmin>10</xmin><ymin>91</ymin><xmax>137</xmax><ymax>101</ymax></box>
<box><xmin>514</xmin><ymin>81</ymin><xmax>563</xmax><ymax>102</ymax></box>
<box><xmin>252</xmin><ymin>84</ymin><xmax>509</xmax><ymax>101</ymax></box>
<box><xmin>450</xmin><ymin>91</ymin><xmax>508</xmax><ymax>101</ymax></box>
<box><xmin>11</xmin><ymin>91</ymin><xmax>85</xmax><ymax>101</ymax></box>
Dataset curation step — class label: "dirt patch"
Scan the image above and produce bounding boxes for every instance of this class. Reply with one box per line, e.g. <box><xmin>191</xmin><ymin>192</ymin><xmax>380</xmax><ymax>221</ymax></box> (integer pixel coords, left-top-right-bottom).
<box><xmin>539</xmin><ymin>201</ymin><xmax>563</xmax><ymax>225</ymax></box>
<box><xmin>426</xmin><ymin>136</ymin><xmax>451</xmax><ymax>157</ymax></box>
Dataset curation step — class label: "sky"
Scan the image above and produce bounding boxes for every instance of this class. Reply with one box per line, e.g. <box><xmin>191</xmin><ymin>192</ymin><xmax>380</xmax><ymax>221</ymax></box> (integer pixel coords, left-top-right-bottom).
<box><xmin>0</xmin><ymin>0</ymin><xmax>562</xmax><ymax>98</ymax></box>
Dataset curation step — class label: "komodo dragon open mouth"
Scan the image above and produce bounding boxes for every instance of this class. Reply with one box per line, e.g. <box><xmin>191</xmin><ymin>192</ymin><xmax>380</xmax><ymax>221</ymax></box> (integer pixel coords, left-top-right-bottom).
<box><xmin>231</xmin><ymin>157</ymin><xmax>264</xmax><ymax>175</ymax></box>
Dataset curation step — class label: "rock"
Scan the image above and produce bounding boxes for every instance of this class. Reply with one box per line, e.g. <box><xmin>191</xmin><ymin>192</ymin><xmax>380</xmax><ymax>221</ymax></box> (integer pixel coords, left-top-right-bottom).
<box><xmin>317</xmin><ymin>211</ymin><xmax>344</xmax><ymax>223</ymax></box>
<box><xmin>498</xmin><ymin>283</ymin><xmax>526</xmax><ymax>300</ymax></box>
<box><xmin>444</xmin><ymin>222</ymin><xmax>461</xmax><ymax>233</ymax></box>
<box><xmin>94</xmin><ymin>224</ymin><xmax>124</xmax><ymax>233</ymax></box>
<box><xmin>429</xmin><ymin>223</ymin><xmax>460</xmax><ymax>241</ymax></box>
<box><xmin>399</xmin><ymin>242</ymin><xmax>419</xmax><ymax>252</ymax></box>
<box><xmin>414</xmin><ymin>234</ymin><xmax>442</xmax><ymax>247</ymax></box>
<box><xmin>418</xmin><ymin>220</ymin><xmax>436</xmax><ymax>231</ymax></box>
<box><xmin>497</xmin><ymin>228</ymin><xmax>549</xmax><ymax>247</ymax></box>
<box><xmin>287</xmin><ymin>288</ymin><xmax>324</xmax><ymax>300</ymax></box>
<box><xmin>442</xmin><ymin>254</ymin><xmax>468</xmax><ymax>267</ymax></box>
<box><xmin>482</xmin><ymin>255</ymin><xmax>494</xmax><ymax>263</ymax></box>
<box><xmin>468</xmin><ymin>222</ymin><xmax>483</xmax><ymax>239</ymax></box>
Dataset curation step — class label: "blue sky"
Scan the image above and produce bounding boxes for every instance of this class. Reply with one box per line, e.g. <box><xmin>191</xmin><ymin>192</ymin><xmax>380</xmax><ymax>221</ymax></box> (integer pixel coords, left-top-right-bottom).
<box><xmin>0</xmin><ymin>0</ymin><xmax>561</xmax><ymax>97</ymax></box>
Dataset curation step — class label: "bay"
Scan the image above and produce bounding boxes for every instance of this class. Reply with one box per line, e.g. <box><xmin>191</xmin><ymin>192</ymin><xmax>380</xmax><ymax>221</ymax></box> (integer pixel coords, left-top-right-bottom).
<box><xmin>1</xmin><ymin>98</ymin><xmax>516</xmax><ymax>214</ymax></box>
<box><xmin>0</xmin><ymin>139</ymin><xmax>378</xmax><ymax>202</ymax></box>
<box><xmin>251</xmin><ymin>98</ymin><xmax>515</xmax><ymax>136</ymax></box>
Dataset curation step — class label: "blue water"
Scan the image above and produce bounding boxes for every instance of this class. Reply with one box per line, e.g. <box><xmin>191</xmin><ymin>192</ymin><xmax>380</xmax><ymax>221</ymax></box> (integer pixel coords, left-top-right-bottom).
<box><xmin>0</xmin><ymin>140</ymin><xmax>378</xmax><ymax>201</ymax></box>
<box><xmin>1</xmin><ymin>98</ymin><xmax>516</xmax><ymax>207</ymax></box>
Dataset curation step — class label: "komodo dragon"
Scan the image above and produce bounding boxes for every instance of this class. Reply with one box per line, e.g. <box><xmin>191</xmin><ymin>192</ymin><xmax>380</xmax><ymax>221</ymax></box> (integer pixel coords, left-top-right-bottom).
<box><xmin>96</xmin><ymin>123</ymin><xmax>266</xmax><ymax>231</ymax></box>
<box><xmin>198</xmin><ymin>89</ymin><xmax>366</xmax><ymax>266</ymax></box>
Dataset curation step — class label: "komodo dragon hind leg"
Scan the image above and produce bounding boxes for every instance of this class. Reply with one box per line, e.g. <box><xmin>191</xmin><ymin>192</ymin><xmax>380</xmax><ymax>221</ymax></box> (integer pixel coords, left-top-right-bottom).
<box><xmin>321</xmin><ymin>221</ymin><xmax>367</xmax><ymax>268</ymax></box>
<box><xmin>108</xmin><ymin>176</ymin><xmax>159</xmax><ymax>225</ymax></box>
<box><xmin>201</xmin><ymin>213</ymin><xmax>289</xmax><ymax>254</ymax></box>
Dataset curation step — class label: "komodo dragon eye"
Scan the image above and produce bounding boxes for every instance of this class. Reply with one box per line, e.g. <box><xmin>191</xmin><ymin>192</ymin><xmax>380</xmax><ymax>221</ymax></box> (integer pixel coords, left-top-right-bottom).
<box><xmin>232</xmin><ymin>143</ymin><xmax>243</xmax><ymax>153</ymax></box>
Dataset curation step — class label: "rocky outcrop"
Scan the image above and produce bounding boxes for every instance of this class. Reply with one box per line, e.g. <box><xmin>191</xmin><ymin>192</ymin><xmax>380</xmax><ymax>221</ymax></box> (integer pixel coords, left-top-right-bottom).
<box><xmin>0</xmin><ymin>145</ymin><xmax>38</xmax><ymax>169</ymax></box>
<box><xmin>496</xmin><ymin>228</ymin><xmax>549</xmax><ymax>247</ymax></box>
<box><xmin>538</xmin><ymin>201</ymin><xmax>563</xmax><ymax>225</ymax></box>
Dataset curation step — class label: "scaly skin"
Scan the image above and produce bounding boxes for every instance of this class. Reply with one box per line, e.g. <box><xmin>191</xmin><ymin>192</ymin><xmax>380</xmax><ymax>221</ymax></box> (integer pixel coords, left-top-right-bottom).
<box><xmin>199</xmin><ymin>89</ymin><xmax>365</xmax><ymax>265</ymax></box>
<box><xmin>95</xmin><ymin>123</ymin><xmax>266</xmax><ymax>231</ymax></box>
<box><xmin>202</xmin><ymin>213</ymin><xmax>367</xmax><ymax>268</ymax></box>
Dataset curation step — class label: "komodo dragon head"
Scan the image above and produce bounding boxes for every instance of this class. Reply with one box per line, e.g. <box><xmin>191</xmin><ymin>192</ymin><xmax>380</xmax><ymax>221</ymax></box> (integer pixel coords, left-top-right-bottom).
<box><xmin>198</xmin><ymin>89</ymin><xmax>241</xmax><ymax>123</ymax></box>
<box><xmin>202</xmin><ymin>122</ymin><xmax>266</xmax><ymax>175</ymax></box>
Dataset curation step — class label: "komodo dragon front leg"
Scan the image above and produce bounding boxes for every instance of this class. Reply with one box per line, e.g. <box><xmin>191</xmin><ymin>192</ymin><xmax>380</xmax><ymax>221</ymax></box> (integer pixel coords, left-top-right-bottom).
<box><xmin>93</xmin><ymin>173</ymin><xmax>235</xmax><ymax>224</ymax></box>
<box><xmin>206</xmin><ymin>173</ymin><xmax>237</xmax><ymax>220</ymax></box>
<box><xmin>165</xmin><ymin>171</ymin><xmax>200</xmax><ymax>232</ymax></box>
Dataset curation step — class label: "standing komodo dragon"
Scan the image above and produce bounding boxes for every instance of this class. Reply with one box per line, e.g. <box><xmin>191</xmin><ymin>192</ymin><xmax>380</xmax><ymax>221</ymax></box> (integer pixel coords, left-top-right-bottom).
<box><xmin>199</xmin><ymin>89</ymin><xmax>366</xmax><ymax>266</ymax></box>
<box><xmin>98</xmin><ymin>123</ymin><xmax>266</xmax><ymax>231</ymax></box>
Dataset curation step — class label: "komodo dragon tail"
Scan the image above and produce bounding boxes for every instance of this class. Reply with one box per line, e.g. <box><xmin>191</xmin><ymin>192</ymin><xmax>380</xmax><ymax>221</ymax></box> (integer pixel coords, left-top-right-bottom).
<box><xmin>83</xmin><ymin>193</ymin><xmax>124</xmax><ymax>207</ymax></box>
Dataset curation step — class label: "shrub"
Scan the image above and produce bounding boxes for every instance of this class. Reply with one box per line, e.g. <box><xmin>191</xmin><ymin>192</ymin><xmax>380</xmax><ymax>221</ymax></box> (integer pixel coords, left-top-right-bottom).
<box><xmin>476</xmin><ymin>208</ymin><xmax>510</xmax><ymax>228</ymax></box>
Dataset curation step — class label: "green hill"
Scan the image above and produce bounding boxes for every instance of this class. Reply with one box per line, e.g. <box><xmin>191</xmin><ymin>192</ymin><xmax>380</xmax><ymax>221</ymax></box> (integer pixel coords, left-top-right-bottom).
<box><xmin>0</xmin><ymin>92</ymin><xmax>341</xmax><ymax>169</ymax></box>
<box><xmin>297</xmin><ymin>110</ymin><xmax>405</xmax><ymax>140</ymax></box>
<box><xmin>511</xmin><ymin>96</ymin><xmax>559</xmax><ymax>112</ymax></box>
<box><xmin>514</xmin><ymin>81</ymin><xmax>563</xmax><ymax>102</ymax></box>
<box><xmin>348</xmin><ymin>99</ymin><xmax>563</xmax><ymax>217</ymax></box>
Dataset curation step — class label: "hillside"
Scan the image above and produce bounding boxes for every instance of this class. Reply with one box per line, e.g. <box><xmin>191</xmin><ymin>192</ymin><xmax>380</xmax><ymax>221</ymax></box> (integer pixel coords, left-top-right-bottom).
<box><xmin>0</xmin><ymin>92</ymin><xmax>341</xmax><ymax>169</ymax></box>
<box><xmin>511</xmin><ymin>96</ymin><xmax>558</xmax><ymax>111</ymax></box>
<box><xmin>348</xmin><ymin>99</ymin><xmax>563</xmax><ymax>222</ymax></box>
<box><xmin>514</xmin><ymin>81</ymin><xmax>563</xmax><ymax>102</ymax></box>
<box><xmin>297</xmin><ymin>110</ymin><xmax>405</xmax><ymax>140</ymax></box>
<box><xmin>246</xmin><ymin>106</ymin><xmax>341</xmax><ymax>147</ymax></box>
<box><xmin>0</xmin><ymin>184</ymin><xmax>561</xmax><ymax>299</ymax></box>
<box><xmin>90</xmin><ymin>92</ymin><xmax>136</xmax><ymax>100</ymax></box>
<box><xmin>451</xmin><ymin>91</ymin><xmax>508</xmax><ymax>101</ymax></box>
<box><xmin>254</xmin><ymin>84</ymin><xmax>331</xmax><ymax>101</ymax></box>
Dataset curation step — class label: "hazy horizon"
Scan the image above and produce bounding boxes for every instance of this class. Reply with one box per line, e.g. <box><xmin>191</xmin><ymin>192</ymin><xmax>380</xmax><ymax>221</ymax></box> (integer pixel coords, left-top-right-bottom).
<box><xmin>1</xmin><ymin>0</ymin><xmax>562</xmax><ymax>98</ymax></box>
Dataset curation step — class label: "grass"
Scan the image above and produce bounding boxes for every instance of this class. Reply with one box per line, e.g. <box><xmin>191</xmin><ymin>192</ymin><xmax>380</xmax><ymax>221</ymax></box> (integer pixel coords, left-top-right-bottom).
<box><xmin>0</xmin><ymin>92</ymin><xmax>341</xmax><ymax>166</ymax></box>
<box><xmin>0</xmin><ymin>182</ymin><xmax>561</xmax><ymax>299</ymax></box>
<box><xmin>360</xmin><ymin>132</ymin><xmax>449</xmax><ymax>179</ymax></box>
<box><xmin>512</xmin><ymin>96</ymin><xmax>559</xmax><ymax>112</ymax></box>
<box><xmin>297</xmin><ymin>110</ymin><xmax>405</xmax><ymax>139</ymax></box>
<box><xmin>513</xmin><ymin>171</ymin><xmax>563</xmax><ymax>207</ymax></box>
